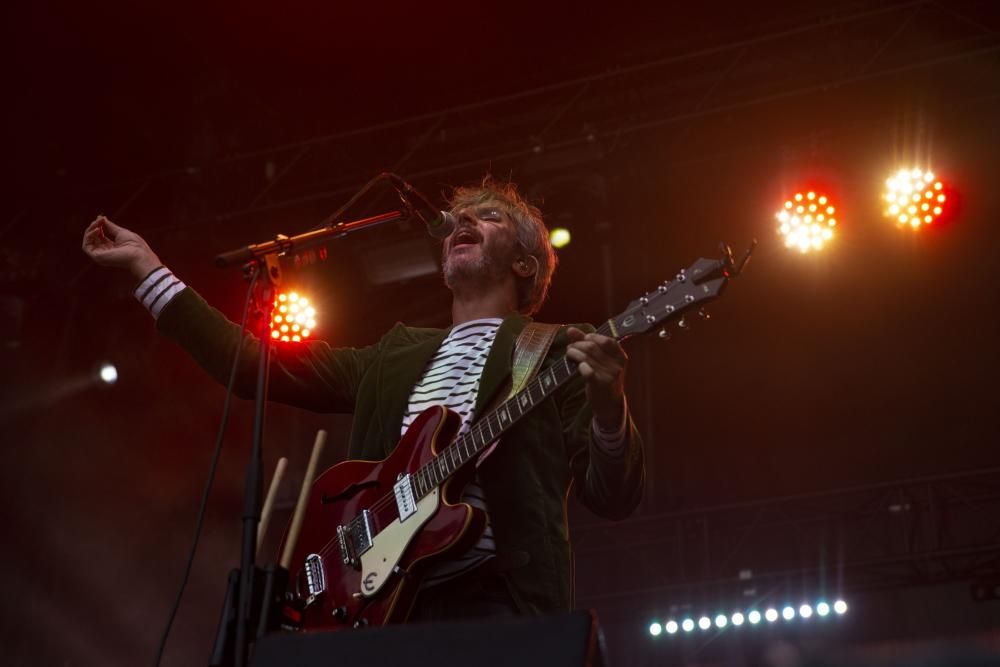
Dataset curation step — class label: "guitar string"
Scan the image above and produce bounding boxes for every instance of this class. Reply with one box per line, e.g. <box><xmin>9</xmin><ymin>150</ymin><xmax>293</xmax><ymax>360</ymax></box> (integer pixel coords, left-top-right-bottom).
<box><xmin>304</xmin><ymin>319</ymin><xmax>622</xmax><ymax>564</ymax></box>
<box><xmin>294</xmin><ymin>274</ymin><xmax>714</xmax><ymax>604</ymax></box>
<box><xmin>302</xmin><ymin>285</ymin><xmax>696</xmax><ymax>566</ymax></box>
<box><xmin>302</xmin><ymin>313</ymin><xmax>627</xmax><ymax>566</ymax></box>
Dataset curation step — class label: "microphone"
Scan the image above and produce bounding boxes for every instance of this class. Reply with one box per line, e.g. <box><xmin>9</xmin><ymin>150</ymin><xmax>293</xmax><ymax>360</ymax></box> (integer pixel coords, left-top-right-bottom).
<box><xmin>387</xmin><ymin>175</ymin><xmax>456</xmax><ymax>240</ymax></box>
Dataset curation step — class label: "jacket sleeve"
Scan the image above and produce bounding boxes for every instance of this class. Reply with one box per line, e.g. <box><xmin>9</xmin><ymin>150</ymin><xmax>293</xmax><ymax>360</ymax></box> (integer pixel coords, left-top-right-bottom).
<box><xmin>554</xmin><ymin>325</ymin><xmax>645</xmax><ymax>520</ymax></box>
<box><xmin>155</xmin><ymin>287</ymin><xmax>385</xmax><ymax>413</ymax></box>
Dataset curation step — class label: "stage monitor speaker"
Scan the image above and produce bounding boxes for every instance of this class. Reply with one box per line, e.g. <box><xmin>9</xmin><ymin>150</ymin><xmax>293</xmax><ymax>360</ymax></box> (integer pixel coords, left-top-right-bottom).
<box><xmin>248</xmin><ymin>610</ymin><xmax>605</xmax><ymax>667</ymax></box>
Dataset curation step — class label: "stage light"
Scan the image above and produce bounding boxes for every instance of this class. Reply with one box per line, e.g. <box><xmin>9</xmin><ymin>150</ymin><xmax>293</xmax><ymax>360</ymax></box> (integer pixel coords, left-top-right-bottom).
<box><xmin>271</xmin><ymin>291</ymin><xmax>316</xmax><ymax>343</ymax></box>
<box><xmin>715</xmin><ymin>614</ymin><xmax>728</xmax><ymax>628</ymax></box>
<box><xmin>649</xmin><ymin>622</ymin><xmax>662</xmax><ymax>636</ymax></box>
<box><xmin>834</xmin><ymin>600</ymin><xmax>848</xmax><ymax>615</ymax></box>
<box><xmin>765</xmin><ymin>608</ymin><xmax>779</xmax><ymax>622</ymax></box>
<box><xmin>748</xmin><ymin>610</ymin><xmax>762</xmax><ymax>624</ymax></box>
<box><xmin>665</xmin><ymin>620</ymin><xmax>679</xmax><ymax>634</ymax></box>
<box><xmin>777</xmin><ymin>190</ymin><xmax>837</xmax><ymax>253</ymax></box>
<box><xmin>682</xmin><ymin>619</ymin><xmax>695</xmax><ymax>632</ymax></box>
<box><xmin>698</xmin><ymin>616</ymin><xmax>711</xmax><ymax>630</ymax></box>
<box><xmin>98</xmin><ymin>363</ymin><xmax>118</xmax><ymax>385</ymax></box>
<box><xmin>731</xmin><ymin>612</ymin><xmax>745</xmax><ymax>626</ymax></box>
<box><xmin>782</xmin><ymin>606</ymin><xmax>796</xmax><ymax>620</ymax></box>
<box><xmin>884</xmin><ymin>168</ymin><xmax>946</xmax><ymax>229</ymax></box>
<box><xmin>799</xmin><ymin>604</ymin><xmax>813</xmax><ymax>618</ymax></box>
<box><xmin>550</xmin><ymin>227</ymin><xmax>571</xmax><ymax>249</ymax></box>
<box><xmin>816</xmin><ymin>602</ymin><xmax>831</xmax><ymax>617</ymax></box>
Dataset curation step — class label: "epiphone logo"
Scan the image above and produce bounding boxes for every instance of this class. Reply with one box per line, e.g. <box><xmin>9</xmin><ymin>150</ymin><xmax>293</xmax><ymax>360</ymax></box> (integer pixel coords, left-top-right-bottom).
<box><xmin>622</xmin><ymin>315</ymin><xmax>635</xmax><ymax>328</ymax></box>
<box><xmin>363</xmin><ymin>572</ymin><xmax>378</xmax><ymax>592</ymax></box>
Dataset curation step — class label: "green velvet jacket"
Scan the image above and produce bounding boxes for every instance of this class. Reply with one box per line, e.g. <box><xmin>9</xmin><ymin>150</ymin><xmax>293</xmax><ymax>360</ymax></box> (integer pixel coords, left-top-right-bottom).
<box><xmin>157</xmin><ymin>287</ymin><xmax>644</xmax><ymax>614</ymax></box>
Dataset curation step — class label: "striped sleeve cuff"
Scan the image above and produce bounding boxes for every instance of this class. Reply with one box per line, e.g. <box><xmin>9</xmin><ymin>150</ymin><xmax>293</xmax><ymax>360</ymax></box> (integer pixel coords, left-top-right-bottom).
<box><xmin>133</xmin><ymin>266</ymin><xmax>187</xmax><ymax>320</ymax></box>
<box><xmin>591</xmin><ymin>397</ymin><xmax>628</xmax><ymax>457</ymax></box>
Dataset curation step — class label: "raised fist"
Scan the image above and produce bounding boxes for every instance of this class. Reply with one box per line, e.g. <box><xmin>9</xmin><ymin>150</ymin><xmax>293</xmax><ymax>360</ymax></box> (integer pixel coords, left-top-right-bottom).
<box><xmin>82</xmin><ymin>216</ymin><xmax>161</xmax><ymax>280</ymax></box>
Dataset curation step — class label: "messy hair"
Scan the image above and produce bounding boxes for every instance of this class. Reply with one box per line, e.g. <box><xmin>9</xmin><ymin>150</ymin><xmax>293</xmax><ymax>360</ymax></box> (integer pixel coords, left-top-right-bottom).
<box><xmin>447</xmin><ymin>176</ymin><xmax>557</xmax><ymax>315</ymax></box>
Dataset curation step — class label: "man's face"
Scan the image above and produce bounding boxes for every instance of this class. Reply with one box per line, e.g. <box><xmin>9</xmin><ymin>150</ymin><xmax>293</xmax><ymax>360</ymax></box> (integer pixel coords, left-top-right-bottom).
<box><xmin>442</xmin><ymin>202</ymin><xmax>520</xmax><ymax>289</ymax></box>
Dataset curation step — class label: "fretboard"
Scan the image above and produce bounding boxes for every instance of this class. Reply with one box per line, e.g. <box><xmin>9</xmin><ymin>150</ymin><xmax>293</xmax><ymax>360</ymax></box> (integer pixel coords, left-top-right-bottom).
<box><xmin>409</xmin><ymin>320</ymin><xmax>613</xmax><ymax>500</ymax></box>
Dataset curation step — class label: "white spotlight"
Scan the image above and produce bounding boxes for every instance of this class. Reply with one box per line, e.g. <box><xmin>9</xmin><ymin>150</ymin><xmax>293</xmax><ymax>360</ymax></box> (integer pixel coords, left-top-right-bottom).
<box><xmin>715</xmin><ymin>614</ymin><xmax>728</xmax><ymax>628</ymax></box>
<box><xmin>649</xmin><ymin>622</ymin><xmax>662</xmax><ymax>636</ymax></box>
<box><xmin>816</xmin><ymin>602</ymin><xmax>831</xmax><ymax>617</ymax></box>
<box><xmin>99</xmin><ymin>363</ymin><xmax>118</xmax><ymax>385</ymax></box>
<box><xmin>698</xmin><ymin>616</ymin><xmax>711</xmax><ymax>630</ymax></box>
<box><xmin>682</xmin><ymin>619</ymin><xmax>695</xmax><ymax>632</ymax></box>
<box><xmin>731</xmin><ymin>612</ymin><xmax>745</xmax><ymax>626</ymax></box>
<box><xmin>765</xmin><ymin>608</ymin><xmax>779</xmax><ymax>622</ymax></box>
<box><xmin>834</xmin><ymin>600</ymin><xmax>848</xmax><ymax>615</ymax></box>
<box><xmin>666</xmin><ymin>620</ymin><xmax>679</xmax><ymax>634</ymax></box>
<box><xmin>799</xmin><ymin>604</ymin><xmax>813</xmax><ymax>618</ymax></box>
<box><xmin>748</xmin><ymin>610</ymin><xmax>762</xmax><ymax>624</ymax></box>
<box><xmin>782</xmin><ymin>606</ymin><xmax>796</xmax><ymax>620</ymax></box>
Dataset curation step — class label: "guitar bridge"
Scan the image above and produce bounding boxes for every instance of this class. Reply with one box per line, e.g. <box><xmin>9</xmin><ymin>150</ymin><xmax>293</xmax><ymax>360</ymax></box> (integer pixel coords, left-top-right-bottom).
<box><xmin>303</xmin><ymin>553</ymin><xmax>326</xmax><ymax>606</ymax></box>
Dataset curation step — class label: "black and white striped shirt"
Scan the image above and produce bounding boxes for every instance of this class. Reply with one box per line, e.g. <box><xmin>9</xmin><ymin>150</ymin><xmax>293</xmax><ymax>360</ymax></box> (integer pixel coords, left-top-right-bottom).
<box><xmin>401</xmin><ymin>317</ymin><xmax>504</xmax><ymax>586</ymax></box>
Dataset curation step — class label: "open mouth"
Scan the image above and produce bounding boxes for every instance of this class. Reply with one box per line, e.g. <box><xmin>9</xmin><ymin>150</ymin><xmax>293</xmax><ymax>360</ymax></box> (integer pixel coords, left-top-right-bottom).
<box><xmin>451</xmin><ymin>228</ymin><xmax>481</xmax><ymax>249</ymax></box>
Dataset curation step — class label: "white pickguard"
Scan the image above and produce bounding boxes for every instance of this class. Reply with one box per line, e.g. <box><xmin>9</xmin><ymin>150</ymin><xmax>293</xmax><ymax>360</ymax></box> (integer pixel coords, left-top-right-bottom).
<box><xmin>358</xmin><ymin>487</ymin><xmax>439</xmax><ymax>597</ymax></box>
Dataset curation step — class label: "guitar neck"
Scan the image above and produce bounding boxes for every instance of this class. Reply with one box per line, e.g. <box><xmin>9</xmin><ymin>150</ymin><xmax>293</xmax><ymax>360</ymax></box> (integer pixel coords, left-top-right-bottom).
<box><xmin>409</xmin><ymin>320</ymin><xmax>614</xmax><ymax>499</ymax></box>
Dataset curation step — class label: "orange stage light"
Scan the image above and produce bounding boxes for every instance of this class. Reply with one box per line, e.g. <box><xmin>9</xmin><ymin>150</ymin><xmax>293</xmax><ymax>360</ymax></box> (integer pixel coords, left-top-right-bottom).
<box><xmin>776</xmin><ymin>190</ymin><xmax>837</xmax><ymax>253</ymax></box>
<box><xmin>884</xmin><ymin>168</ymin><xmax>947</xmax><ymax>229</ymax></box>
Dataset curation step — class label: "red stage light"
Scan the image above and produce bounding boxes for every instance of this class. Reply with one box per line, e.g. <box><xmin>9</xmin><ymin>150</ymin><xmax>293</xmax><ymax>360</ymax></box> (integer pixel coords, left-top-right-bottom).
<box><xmin>270</xmin><ymin>291</ymin><xmax>316</xmax><ymax>343</ymax></box>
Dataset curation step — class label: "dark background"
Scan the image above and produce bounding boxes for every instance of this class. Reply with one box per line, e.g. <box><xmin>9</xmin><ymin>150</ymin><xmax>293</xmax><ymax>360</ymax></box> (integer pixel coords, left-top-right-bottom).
<box><xmin>2</xmin><ymin>2</ymin><xmax>1000</xmax><ymax>665</ymax></box>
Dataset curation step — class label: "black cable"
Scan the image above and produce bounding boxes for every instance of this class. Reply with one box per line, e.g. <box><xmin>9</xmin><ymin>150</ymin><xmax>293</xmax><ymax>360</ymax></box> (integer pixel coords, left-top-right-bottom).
<box><xmin>153</xmin><ymin>267</ymin><xmax>260</xmax><ymax>667</ymax></box>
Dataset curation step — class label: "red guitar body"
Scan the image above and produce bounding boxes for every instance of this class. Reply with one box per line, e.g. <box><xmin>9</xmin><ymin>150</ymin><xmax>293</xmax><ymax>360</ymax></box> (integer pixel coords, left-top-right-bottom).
<box><xmin>280</xmin><ymin>406</ymin><xmax>485</xmax><ymax>631</ymax></box>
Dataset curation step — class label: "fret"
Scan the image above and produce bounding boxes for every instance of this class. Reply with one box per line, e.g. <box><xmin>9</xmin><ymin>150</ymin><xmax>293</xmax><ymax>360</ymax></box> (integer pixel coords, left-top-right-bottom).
<box><xmin>461</xmin><ymin>434</ymin><xmax>471</xmax><ymax>460</ymax></box>
<box><xmin>540</xmin><ymin>367</ymin><xmax>555</xmax><ymax>394</ymax></box>
<box><xmin>498</xmin><ymin>403</ymin><xmax>511</xmax><ymax>427</ymax></box>
<box><xmin>483</xmin><ymin>418</ymin><xmax>494</xmax><ymax>442</ymax></box>
<box><xmin>517</xmin><ymin>389</ymin><xmax>532</xmax><ymax>412</ymax></box>
<box><xmin>414</xmin><ymin>470</ymin><xmax>424</xmax><ymax>497</ymax></box>
<box><xmin>437</xmin><ymin>456</ymin><xmax>446</xmax><ymax>477</ymax></box>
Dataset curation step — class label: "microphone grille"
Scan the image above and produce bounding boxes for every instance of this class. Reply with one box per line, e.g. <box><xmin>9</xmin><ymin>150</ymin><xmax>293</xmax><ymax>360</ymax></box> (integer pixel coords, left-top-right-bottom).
<box><xmin>429</xmin><ymin>211</ymin><xmax>457</xmax><ymax>240</ymax></box>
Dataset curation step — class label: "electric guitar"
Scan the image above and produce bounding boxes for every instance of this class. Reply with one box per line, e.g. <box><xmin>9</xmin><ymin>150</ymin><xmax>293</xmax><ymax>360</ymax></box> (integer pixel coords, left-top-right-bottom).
<box><xmin>279</xmin><ymin>244</ymin><xmax>749</xmax><ymax>631</ymax></box>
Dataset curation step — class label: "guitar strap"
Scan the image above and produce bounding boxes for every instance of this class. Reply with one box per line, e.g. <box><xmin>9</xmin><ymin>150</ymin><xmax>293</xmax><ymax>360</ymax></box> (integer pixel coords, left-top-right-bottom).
<box><xmin>476</xmin><ymin>321</ymin><xmax>561</xmax><ymax>466</ymax></box>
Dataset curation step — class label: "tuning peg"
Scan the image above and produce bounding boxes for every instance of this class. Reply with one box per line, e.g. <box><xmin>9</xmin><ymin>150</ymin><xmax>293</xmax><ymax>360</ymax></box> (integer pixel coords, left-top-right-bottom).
<box><xmin>658</xmin><ymin>329</ymin><xmax>671</xmax><ymax>340</ymax></box>
<box><xmin>678</xmin><ymin>317</ymin><xmax>689</xmax><ymax>330</ymax></box>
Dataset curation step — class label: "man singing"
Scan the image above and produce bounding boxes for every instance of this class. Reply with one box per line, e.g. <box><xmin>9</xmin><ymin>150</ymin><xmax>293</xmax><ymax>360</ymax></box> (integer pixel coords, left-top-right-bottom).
<box><xmin>82</xmin><ymin>177</ymin><xmax>644</xmax><ymax>622</ymax></box>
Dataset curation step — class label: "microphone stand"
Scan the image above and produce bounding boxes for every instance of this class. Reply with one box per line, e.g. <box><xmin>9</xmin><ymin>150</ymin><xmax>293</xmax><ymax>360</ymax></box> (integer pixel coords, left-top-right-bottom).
<box><xmin>212</xmin><ymin>209</ymin><xmax>408</xmax><ymax>667</ymax></box>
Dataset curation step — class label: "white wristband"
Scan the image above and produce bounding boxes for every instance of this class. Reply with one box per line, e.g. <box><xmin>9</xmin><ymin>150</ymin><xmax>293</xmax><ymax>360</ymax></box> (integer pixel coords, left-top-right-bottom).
<box><xmin>134</xmin><ymin>266</ymin><xmax>186</xmax><ymax>319</ymax></box>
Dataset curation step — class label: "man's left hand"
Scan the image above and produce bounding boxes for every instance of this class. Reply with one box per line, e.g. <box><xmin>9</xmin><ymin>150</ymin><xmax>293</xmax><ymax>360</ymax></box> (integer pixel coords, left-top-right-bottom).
<box><xmin>565</xmin><ymin>327</ymin><xmax>627</xmax><ymax>429</ymax></box>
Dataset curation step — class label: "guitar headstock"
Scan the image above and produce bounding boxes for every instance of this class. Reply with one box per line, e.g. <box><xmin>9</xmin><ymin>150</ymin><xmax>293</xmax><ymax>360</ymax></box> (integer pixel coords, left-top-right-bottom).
<box><xmin>610</xmin><ymin>244</ymin><xmax>746</xmax><ymax>340</ymax></box>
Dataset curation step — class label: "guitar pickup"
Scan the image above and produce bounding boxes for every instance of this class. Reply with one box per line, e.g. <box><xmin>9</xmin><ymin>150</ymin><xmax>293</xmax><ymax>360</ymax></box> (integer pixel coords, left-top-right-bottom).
<box><xmin>337</xmin><ymin>510</ymin><xmax>373</xmax><ymax>567</ymax></box>
<box><xmin>393</xmin><ymin>475</ymin><xmax>417</xmax><ymax>522</ymax></box>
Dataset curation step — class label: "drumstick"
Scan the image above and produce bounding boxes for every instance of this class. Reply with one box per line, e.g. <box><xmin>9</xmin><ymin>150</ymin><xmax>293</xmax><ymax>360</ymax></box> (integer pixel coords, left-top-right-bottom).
<box><xmin>280</xmin><ymin>430</ymin><xmax>327</xmax><ymax>569</ymax></box>
<box><xmin>256</xmin><ymin>457</ymin><xmax>288</xmax><ymax>556</ymax></box>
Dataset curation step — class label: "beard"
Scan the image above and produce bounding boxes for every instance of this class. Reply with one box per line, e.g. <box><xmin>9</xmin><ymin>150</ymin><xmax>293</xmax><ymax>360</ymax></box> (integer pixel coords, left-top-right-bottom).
<box><xmin>442</xmin><ymin>239</ymin><xmax>513</xmax><ymax>293</ymax></box>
